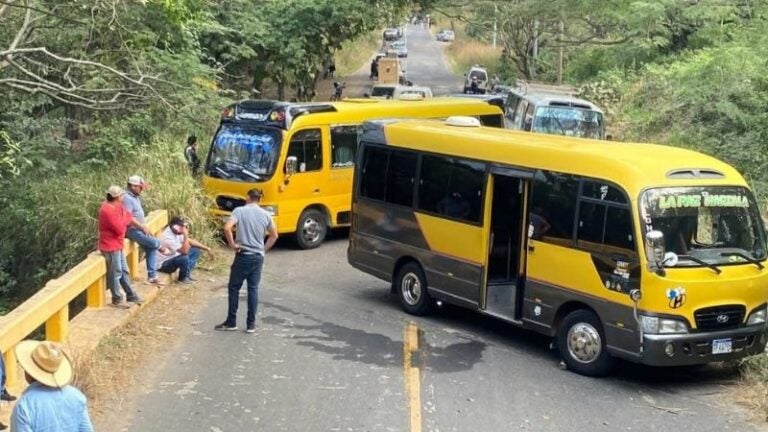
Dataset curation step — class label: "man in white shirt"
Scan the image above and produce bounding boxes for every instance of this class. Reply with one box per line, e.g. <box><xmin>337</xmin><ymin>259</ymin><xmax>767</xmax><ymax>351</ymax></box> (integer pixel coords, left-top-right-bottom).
<box><xmin>156</xmin><ymin>216</ymin><xmax>210</xmax><ymax>283</ymax></box>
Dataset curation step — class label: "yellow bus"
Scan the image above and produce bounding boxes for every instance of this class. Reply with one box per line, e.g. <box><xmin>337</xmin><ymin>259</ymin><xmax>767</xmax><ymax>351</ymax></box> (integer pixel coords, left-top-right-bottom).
<box><xmin>201</xmin><ymin>98</ymin><xmax>504</xmax><ymax>248</ymax></box>
<box><xmin>348</xmin><ymin>117</ymin><xmax>768</xmax><ymax>376</ymax></box>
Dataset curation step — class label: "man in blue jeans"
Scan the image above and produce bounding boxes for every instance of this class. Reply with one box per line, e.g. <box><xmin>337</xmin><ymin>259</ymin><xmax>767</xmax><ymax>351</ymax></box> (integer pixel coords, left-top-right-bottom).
<box><xmin>123</xmin><ymin>175</ymin><xmax>166</xmax><ymax>286</ymax></box>
<box><xmin>0</xmin><ymin>350</ymin><xmax>17</xmax><ymax>431</ymax></box>
<box><xmin>156</xmin><ymin>216</ymin><xmax>211</xmax><ymax>283</ymax></box>
<box><xmin>215</xmin><ymin>188</ymin><xmax>278</xmax><ymax>333</ymax></box>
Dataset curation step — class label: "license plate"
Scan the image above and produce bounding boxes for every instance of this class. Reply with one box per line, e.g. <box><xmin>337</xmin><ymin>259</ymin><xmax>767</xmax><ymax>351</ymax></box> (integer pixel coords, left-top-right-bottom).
<box><xmin>712</xmin><ymin>338</ymin><xmax>732</xmax><ymax>355</ymax></box>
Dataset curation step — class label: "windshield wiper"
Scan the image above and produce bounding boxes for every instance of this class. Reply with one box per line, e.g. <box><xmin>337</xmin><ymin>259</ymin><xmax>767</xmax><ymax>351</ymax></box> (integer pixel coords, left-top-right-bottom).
<box><xmin>213</xmin><ymin>166</ymin><xmax>231</xmax><ymax>178</ymax></box>
<box><xmin>675</xmin><ymin>254</ymin><xmax>722</xmax><ymax>275</ymax></box>
<box><xmin>720</xmin><ymin>251</ymin><xmax>765</xmax><ymax>270</ymax></box>
<box><xmin>240</xmin><ymin>167</ymin><xmax>261</xmax><ymax>180</ymax></box>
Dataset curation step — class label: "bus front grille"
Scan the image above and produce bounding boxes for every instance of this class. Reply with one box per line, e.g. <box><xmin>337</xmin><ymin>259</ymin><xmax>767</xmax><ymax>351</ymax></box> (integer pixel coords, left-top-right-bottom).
<box><xmin>216</xmin><ymin>196</ymin><xmax>245</xmax><ymax>212</ymax></box>
<box><xmin>694</xmin><ymin>305</ymin><xmax>745</xmax><ymax>331</ymax></box>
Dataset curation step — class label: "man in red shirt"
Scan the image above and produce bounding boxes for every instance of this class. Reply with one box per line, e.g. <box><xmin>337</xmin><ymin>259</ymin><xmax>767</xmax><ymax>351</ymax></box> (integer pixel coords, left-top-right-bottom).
<box><xmin>98</xmin><ymin>185</ymin><xmax>142</xmax><ymax>308</ymax></box>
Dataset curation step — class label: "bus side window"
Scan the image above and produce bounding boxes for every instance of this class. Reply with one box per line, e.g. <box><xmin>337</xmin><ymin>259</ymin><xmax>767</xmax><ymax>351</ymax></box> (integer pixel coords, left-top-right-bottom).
<box><xmin>288</xmin><ymin>129</ymin><xmax>322</xmax><ymax>172</ymax></box>
<box><xmin>523</xmin><ymin>104</ymin><xmax>535</xmax><ymax>131</ymax></box>
<box><xmin>505</xmin><ymin>94</ymin><xmax>521</xmax><ymax>122</ymax></box>
<box><xmin>331</xmin><ymin>125</ymin><xmax>360</xmax><ymax>168</ymax></box>
<box><xmin>418</xmin><ymin>156</ymin><xmax>485</xmax><ymax>223</ymax></box>
<box><xmin>604</xmin><ymin>207</ymin><xmax>636</xmax><ymax>258</ymax></box>
<box><xmin>530</xmin><ymin>172</ymin><xmax>579</xmax><ymax>243</ymax></box>
<box><xmin>360</xmin><ymin>146</ymin><xmax>389</xmax><ymax>201</ymax></box>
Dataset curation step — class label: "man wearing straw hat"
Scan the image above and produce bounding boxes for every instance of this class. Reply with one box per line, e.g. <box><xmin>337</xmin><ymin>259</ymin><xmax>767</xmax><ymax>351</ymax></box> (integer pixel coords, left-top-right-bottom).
<box><xmin>11</xmin><ymin>340</ymin><xmax>93</xmax><ymax>431</ymax></box>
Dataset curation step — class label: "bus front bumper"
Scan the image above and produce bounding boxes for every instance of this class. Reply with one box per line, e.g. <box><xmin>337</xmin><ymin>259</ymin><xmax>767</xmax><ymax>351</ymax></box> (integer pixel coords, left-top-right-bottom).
<box><xmin>641</xmin><ymin>325</ymin><xmax>768</xmax><ymax>367</ymax></box>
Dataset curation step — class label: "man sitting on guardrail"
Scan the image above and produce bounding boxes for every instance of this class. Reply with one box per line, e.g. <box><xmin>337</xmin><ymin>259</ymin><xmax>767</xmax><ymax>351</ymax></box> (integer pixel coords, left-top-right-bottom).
<box><xmin>123</xmin><ymin>175</ymin><xmax>166</xmax><ymax>287</ymax></box>
<box><xmin>11</xmin><ymin>341</ymin><xmax>93</xmax><ymax>431</ymax></box>
<box><xmin>99</xmin><ymin>186</ymin><xmax>143</xmax><ymax>308</ymax></box>
<box><xmin>156</xmin><ymin>216</ymin><xmax>211</xmax><ymax>284</ymax></box>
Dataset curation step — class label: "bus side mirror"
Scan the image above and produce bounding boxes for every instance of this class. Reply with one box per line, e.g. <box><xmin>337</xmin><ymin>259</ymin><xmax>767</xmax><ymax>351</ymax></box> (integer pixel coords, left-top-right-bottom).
<box><xmin>645</xmin><ymin>230</ymin><xmax>667</xmax><ymax>275</ymax></box>
<box><xmin>285</xmin><ymin>156</ymin><xmax>298</xmax><ymax>177</ymax></box>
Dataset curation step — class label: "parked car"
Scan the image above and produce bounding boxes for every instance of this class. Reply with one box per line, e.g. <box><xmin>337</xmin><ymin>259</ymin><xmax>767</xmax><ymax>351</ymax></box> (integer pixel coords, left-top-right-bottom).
<box><xmin>436</xmin><ymin>30</ymin><xmax>455</xmax><ymax>42</ymax></box>
<box><xmin>391</xmin><ymin>41</ymin><xmax>408</xmax><ymax>58</ymax></box>
<box><xmin>463</xmin><ymin>65</ymin><xmax>488</xmax><ymax>94</ymax></box>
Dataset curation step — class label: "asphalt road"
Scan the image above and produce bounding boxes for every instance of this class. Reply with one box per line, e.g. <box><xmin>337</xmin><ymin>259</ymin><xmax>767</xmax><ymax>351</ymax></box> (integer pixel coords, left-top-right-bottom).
<box><xmin>111</xmin><ymin>236</ymin><xmax>757</xmax><ymax>432</ymax></box>
<box><xmin>402</xmin><ymin>24</ymin><xmax>463</xmax><ymax>95</ymax></box>
<box><xmin>107</xmin><ymin>25</ymin><xmax>760</xmax><ymax>432</ymax></box>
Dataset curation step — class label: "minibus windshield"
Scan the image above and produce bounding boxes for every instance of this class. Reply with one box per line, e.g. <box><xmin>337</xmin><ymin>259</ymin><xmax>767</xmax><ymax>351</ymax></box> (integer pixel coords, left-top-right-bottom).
<box><xmin>206</xmin><ymin>124</ymin><xmax>282</xmax><ymax>182</ymax></box>
<box><xmin>533</xmin><ymin>106</ymin><xmax>604</xmax><ymax>139</ymax></box>
<box><xmin>640</xmin><ymin>186</ymin><xmax>767</xmax><ymax>267</ymax></box>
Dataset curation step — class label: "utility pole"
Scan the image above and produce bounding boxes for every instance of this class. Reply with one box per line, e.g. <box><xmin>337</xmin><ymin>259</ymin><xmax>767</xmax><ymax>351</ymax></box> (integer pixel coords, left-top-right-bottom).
<box><xmin>492</xmin><ymin>3</ymin><xmax>497</xmax><ymax>49</ymax></box>
<box><xmin>532</xmin><ymin>20</ymin><xmax>539</xmax><ymax>79</ymax></box>
<box><xmin>557</xmin><ymin>20</ymin><xmax>564</xmax><ymax>85</ymax></box>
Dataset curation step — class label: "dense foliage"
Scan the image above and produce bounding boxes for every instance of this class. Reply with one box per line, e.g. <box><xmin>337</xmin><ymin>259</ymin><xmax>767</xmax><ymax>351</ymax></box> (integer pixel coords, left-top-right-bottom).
<box><xmin>433</xmin><ymin>0</ymin><xmax>768</xmax><ymax>201</ymax></box>
<box><xmin>0</xmin><ymin>0</ymin><xmax>410</xmax><ymax>305</ymax></box>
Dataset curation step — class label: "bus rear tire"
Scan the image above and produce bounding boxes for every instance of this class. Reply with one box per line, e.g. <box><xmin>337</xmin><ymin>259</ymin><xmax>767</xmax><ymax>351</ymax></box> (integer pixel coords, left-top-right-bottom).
<box><xmin>295</xmin><ymin>209</ymin><xmax>327</xmax><ymax>249</ymax></box>
<box><xmin>396</xmin><ymin>262</ymin><xmax>433</xmax><ymax>316</ymax></box>
<box><xmin>556</xmin><ymin>309</ymin><xmax>614</xmax><ymax>377</ymax></box>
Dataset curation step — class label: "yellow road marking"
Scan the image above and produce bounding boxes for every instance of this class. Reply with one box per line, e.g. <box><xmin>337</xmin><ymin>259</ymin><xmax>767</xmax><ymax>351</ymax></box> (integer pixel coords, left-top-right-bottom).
<box><xmin>404</xmin><ymin>322</ymin><xmax>422</xmax><ymax>432</ymax></box>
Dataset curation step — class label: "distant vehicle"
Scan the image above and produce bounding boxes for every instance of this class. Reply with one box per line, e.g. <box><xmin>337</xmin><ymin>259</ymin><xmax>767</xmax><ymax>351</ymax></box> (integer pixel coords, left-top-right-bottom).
<box><xmin>463</xmin><ymin>65</ymin><xmax>488</xmax><ymax>94</ymax></box>
<box><xmin>366</xmin><ymin>84</ymin><xmax>430</xmax><ymax>100</ymax></box>
<box><xmin>391</xmin><ymin>41</ymin><xmax>408</xmax><ymax>58</ymax></box>
<box><xmin>383</xmin><ymin>28</ymin><xmax>400</xmax><ymax>42</ymax></box>
<box><xmin>436</xmin><ymin>30</ymin><xmax>455</xmax><ymax>42</ymax></box>
<box><xmin>504</xmin><ymin>80</ymin><xmax>606</xmax><ymax>139</ymax></box>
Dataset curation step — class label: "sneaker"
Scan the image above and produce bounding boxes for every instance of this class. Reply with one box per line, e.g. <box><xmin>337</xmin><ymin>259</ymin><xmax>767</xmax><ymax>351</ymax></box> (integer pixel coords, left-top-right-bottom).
<box><xmin>110</xmin><ymin>301</ymin><xmax>130</xmax><ymax>309</ymax></box>
<box><xmin>214</xmin><ymin>322</ymin><xmax>238</xmax><ymax>331</ymax></box>
<box><xmin>0</xmin><ymin>421</ymin><xmax>7</xmax><ymax>431</ymax></box>
<box><xmin>178</xmin><ymin>278</ymin><xmax>194</xmax><ymax>285</ymax></box>
<box><xmin>245</xmin><ymin>325</ymin><xmax>256</xmax><ymax>334</ymax></box>
<box><xmin>127</xmin><ymin>296</ymin><xmax>144</xmax><ymax>305</ymax></box>
<box><xmin>186</xmin><ymin>276</ymin><xmax>198</xmax><ymax>282</ymax></box>
<box><xmin>146</xmin><ymin>277</ymin><xmax>167</xmax><ymax>286</ymax></box>
<box><xmin>1</xmin><ymin>390</ymin><xmax>17</xmax><ymax>402</ymax></box>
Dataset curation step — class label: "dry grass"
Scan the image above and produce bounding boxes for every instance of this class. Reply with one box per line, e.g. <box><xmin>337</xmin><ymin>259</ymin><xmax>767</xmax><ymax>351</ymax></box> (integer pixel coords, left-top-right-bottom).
<box><xmin>335</xmin><ymin>30</ymin><xmax>382</xmax><ymax>76</ymax></box>
<box><xmin>72</xmin><ymin>247</ymin><xmax>231</xmax><ymax>426</ymax></box>
<box><xmin>735</xmin><ymin>356</ymin><xmax>768</xmax><ymax>423</ymax></box>
<box><xmin>444</xmin><ymin>25</ymin><xmax>502</xmax><ymax>76</ymax></box>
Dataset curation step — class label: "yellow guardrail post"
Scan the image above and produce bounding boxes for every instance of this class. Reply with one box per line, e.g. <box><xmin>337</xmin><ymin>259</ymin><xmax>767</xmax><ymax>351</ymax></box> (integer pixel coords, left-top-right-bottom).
<box><xmin>86</xmin><ymin>252</ymin><xmax>107</xmax><ymax>308</ymax></box>
<box><xmin>45</xmin><ymin>305</ymin><xmax>69</xmax><ymax>342</ymax></box>
<box><xmin>128</xmin><ymin>241</ymin><xmax>140</xmax><ymax>280</ymax></box>
<box><xmin>3</xmin><ymin>349</ymin><xmax>16</xmax><ymax>387</ymax></box>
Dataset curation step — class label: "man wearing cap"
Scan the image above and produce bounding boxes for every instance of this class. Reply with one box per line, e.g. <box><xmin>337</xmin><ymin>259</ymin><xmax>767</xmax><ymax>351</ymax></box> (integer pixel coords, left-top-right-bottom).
<box><xmin>123</xmin><ymin>175</ymin><xmax>165</xmax><ymax>286</ymax></box>
<box><xmin>156</xmin><ymin>216</ymin><xmax>211</xmax><ymax>284</ymax></box>
<box><xmin>99</xmin><ymin>185</ymin><xmax>143</xmax><ymax>308</ymax></box>
<box><xmin>11</xmin><ymin>340</ymin><xmax>93</xmax><ymax>431</ymax></box>
<box><xmin>215</xmin><ymin>188</ymin><xmax>278</xmax><ymax>333</ymax></box>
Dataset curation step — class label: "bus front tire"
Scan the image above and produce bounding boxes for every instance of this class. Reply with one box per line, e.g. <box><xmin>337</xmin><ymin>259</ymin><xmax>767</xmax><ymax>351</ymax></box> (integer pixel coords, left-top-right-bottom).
<box><xmin>556</xmin><ymin>309</ymin><xmax>614</xmax><ymax>377</ymax></box>
<box><xmin>295</xmin><ymin>209</ymin><xmax>327</xmax><ymax>249</ymax></box>
<box><xmin>396</xmin><ymin>262</ymin><xmax>433</xmax><ymax>316</ymax></box>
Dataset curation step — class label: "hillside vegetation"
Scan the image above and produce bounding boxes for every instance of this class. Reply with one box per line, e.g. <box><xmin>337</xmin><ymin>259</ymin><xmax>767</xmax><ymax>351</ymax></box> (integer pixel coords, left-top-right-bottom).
<box><xmin>0</xmin><ymin>0</ymin><xmax>414</xmax><ymax>309</ymax></box>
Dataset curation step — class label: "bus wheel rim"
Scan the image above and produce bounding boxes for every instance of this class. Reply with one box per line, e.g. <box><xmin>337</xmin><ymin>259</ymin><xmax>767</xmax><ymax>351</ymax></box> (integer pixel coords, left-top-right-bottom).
<box><xmin>302</xmin><ymin>216</ymin><xmax>322</xmax><ymax>243</ymax></box>
<box><xmin>401</xmin><ymin>272</ymin><xmax>421</xmax><ymax>305</ymax></box>
<box><xmin>567</xmin><ymin>322</ymin><xmax>601</xmax><ymax>364</ymax></box>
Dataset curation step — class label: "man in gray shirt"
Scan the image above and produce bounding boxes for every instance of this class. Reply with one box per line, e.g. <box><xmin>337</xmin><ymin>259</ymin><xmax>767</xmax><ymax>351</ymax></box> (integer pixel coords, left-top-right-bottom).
<box><xmin>123</xmin><ymin>175</ymin><xmax>165</xmax><ymax>285</ymax></box>
<box><xmin>215</xmin><ymin>188</ymin><xmax>278</xmax><ymax>333</ymax></box>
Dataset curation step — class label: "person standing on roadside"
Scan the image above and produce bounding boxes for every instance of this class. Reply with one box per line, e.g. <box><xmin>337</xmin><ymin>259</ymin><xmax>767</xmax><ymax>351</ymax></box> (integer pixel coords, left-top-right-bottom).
<box><xmin>184</xmin><ymin>135</ymin><xmax>200</xmax><ymax>176</ymax></box>
<box><xmin>123</xmin><ymin>175</ymin><xmax>165</xmax><ymax>286</ymax></box>
<box><xmin>215</xmin><ymin>189</ymin><xmax>278</xmax><ymax>334</ymax></box>
<box><xmin>98</xmin><ymin>186</ymin><xmax>142</xmax><ymax>308</ymax></box>
<box><xmin>0</xmin><ymin>346</ymin><xmax>17</xmax><ymax>431</ymax></box>
<box><xmin>11</xmin><ymin>340</ymin><xmax>93</xmax><ymax>432</ymax></box>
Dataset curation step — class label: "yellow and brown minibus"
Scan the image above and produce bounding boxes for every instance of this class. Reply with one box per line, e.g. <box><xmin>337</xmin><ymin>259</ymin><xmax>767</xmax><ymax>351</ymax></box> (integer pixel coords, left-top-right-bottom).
<box><xmin>348</xmin><ymin>117</ymin><xmax>768</xmax><ymax>376</ymax></box>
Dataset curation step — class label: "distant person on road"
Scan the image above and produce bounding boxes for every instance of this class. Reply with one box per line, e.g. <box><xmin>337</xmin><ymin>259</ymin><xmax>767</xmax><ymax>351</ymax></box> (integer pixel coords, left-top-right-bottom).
<box><xmin>185</xmin><ymin>135</ymin><xmax>200</xmax><ymax>176</ymax></box>
<box><xmin>326</xmin><ymin>62</ymin><xmax>336</xmax><ymax>79</ymax></box>
<box><xmin>98</xmin><ymin>185</ymin><xmax>143</xmax><ymax>308</ymax></box>
<box><xmin>370</xmin><ymin>58</ymin><xmax>379</xmax><ymax>80</ymax></box>
<box><xmin>491</xmin><ymin>74</ymin><xmax>500</xmax><ymax>92</ymax></box>
<box><xmin>11</xmin><ymin>340</ymin><xmax>94</xmax><ymax>432</ymax></box>
<box><xmin>0</xmin><ymin>347</ymin><xmax>17</xmax><ymax>431</ymax></box>
<box><xmin>123</xmin><ymin>175</ymin><xmax>165</xmax><ymax>286</ymax></box>
<box><xmin>156</xmin><ymin>216</ymin><xmax>211</xmax><ymax>284</ymax></box>
<box><xmin>470</xmin><ymin>77</ymin><xmax>481</xmax><ymax>94</ymax></box>
<box><xmin>215</xmin><ymin>188</ymin><xmax>278</xmax><ymax>334</ymax></box>
<box><xmin>331</xmin><ymin>81</ymin><xmax>345</xmax><ymax>101</ymax></box>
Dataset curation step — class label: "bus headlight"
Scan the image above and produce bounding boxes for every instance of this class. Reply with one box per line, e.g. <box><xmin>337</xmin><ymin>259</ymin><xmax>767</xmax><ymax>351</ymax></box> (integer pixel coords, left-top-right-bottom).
<box><xmin>639</xmin><ymin>315</ymin><xmax>688</xmax><ymax>334</ymax></box>
<box><xmin>262</xmin><ymin>205</ymin><xmax>278</xmax><ymax>217</ymax></box>
<box><xmin>747</xmin><ymin>305</ymin><xmax>768</xmax><ymax>325</ymax></box>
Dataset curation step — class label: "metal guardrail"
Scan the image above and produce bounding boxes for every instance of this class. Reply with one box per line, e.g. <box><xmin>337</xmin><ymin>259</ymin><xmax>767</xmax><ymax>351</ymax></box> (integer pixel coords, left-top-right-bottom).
<box><xmin>0</xmin><ymin>210</ymin><xmax>167</xmax><ymax>387</ymax></box>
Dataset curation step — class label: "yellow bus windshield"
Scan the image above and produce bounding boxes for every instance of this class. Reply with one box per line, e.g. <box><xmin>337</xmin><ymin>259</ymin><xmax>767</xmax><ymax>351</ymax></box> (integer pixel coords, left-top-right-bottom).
<box><xmin>206</xmin><ymin>123</ymin><xmax>282</xmax><ymax>182</ymax></box>
<box><xmin>640</xmin><ymin>186</ymin><xmax>767</xmax><ymax>266</ymax></box>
